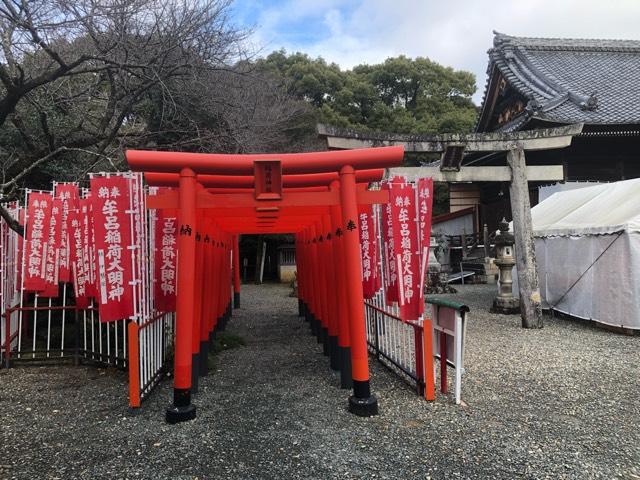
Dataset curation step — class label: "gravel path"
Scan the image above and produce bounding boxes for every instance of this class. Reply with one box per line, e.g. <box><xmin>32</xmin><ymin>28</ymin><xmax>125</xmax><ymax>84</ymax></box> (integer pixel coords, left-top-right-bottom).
<box><xmin>1</xmin><ymin>283</ymin><xmax>639</xmax><ymax>479</ymax></box>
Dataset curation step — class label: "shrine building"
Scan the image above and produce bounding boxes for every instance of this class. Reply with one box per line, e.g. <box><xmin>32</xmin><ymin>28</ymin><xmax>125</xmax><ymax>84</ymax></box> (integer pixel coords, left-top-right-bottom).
<box><xmin>473</xmin><ymin>32</ymin><xmax>640</xmax><ymax>229</ymax></box>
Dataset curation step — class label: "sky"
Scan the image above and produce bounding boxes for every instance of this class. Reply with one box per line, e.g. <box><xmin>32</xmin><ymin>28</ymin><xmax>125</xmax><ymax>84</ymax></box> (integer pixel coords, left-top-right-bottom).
<box><xmin>230</xmin><ymin>0</ymin><xmax>640</xmax><ymax>103</ymax></box>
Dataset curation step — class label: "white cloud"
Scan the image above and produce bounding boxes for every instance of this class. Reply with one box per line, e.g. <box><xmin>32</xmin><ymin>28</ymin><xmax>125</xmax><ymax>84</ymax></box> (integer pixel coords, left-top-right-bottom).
<box><xmin>244</xmin><ymin>0</ymin><xmax>640</xmax><ymax>102</ymax></box>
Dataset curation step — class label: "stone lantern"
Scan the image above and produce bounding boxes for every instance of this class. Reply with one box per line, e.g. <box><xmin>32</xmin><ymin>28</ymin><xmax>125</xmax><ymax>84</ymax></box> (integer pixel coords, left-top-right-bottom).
<box><xmin>491</xmin><ymin>219</ymin><xmax>520</xmax><ymax>314</ymax></box>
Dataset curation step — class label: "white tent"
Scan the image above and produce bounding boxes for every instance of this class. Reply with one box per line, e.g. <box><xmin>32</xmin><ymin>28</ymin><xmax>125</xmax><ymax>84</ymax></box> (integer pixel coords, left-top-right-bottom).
<box><xmin>515</xmin><ymin>178</ymin><xmax>640</xmax><ymax>330</ymax></box>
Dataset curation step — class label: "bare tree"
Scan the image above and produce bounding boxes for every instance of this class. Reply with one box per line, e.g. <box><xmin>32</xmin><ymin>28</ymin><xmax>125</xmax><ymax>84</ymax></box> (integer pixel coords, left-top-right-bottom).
<box><xmin>0</xmin><ymin>0</ymin><xmax>246</xmax><ymax>232</ymax></box>
<box><xmin>135</xmin><ymin>64</ymin><xmax>317</xmax><ymax>155</ymax></box>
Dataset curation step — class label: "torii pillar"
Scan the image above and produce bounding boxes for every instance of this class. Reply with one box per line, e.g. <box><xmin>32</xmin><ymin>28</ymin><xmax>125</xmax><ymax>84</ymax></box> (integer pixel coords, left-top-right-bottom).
<box><xmin>340</xmin><ymin>165</ymin><xmax>378</xmax><ymax>415</ymax></box>
<box><xmin>507</xmin><ymin>146</ymin><xmax>542</xmax><ymax>328</ymax></box>
<box><xmin>166</xmin><ymin>168</ymin><xmax>197</xmax><ymax>424</ymax></box>
<box><xmin>233</xmin><ymin>235</ymin><xmax>241</xmax><ymax>308</ymax></box>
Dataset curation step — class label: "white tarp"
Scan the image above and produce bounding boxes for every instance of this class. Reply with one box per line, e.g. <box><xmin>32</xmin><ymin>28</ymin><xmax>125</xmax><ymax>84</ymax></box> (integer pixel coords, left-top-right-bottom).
<box><xmin>538</xmin><ymin>181</ymin><xmax>602</xmax><ymax>203</ymax></box>
<box><xmin>513</xmin><ymin>178</ymin><xmax>640</xmax><ymax>330</ymax></box>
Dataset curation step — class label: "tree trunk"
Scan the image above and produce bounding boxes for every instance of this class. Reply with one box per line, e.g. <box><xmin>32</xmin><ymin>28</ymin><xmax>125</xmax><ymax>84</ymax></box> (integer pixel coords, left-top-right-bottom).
<box><xmin>507</xmin><ymin>146</ymin><xmax>543</xmax><ymax>328</ymax></box>
<box><xmin>0</xmin><ymin>203</ymin><xmax>23</xmax><ymax>236</ymax></box>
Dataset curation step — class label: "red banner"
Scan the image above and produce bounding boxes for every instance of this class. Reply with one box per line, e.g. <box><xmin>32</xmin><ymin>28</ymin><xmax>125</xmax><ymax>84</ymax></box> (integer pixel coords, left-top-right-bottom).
<box><xmin>86</xmin><ymin>197</ymin><xmax>97</xmax><ymax>299</ymax></box>
<box><xmin>381</xmin><ymin>181</ymin><xmax>399</xmax><ymax>304</ymax></box>
<box><xmin>373</xmin><ymin>207</ymin><xmax>381</xmax><ymax>292</ymax></box>
<box><xmin>24</xmin><ymin>192</ymin><xmax>53</xmax><ymax>292</ymax></box>
<box><xmin>41</xmin><ymin>199</ymin><xmax>63</xmax><ymax>298</ymax></box>
<box><xmin>17</xmin><ymin>208</ymin><xmax>24</xmax><ymax>288</ymax></box>
<box><xmin>79</xmin><ymin>199</ymin><xmax>94</xmax><ymax>301</ymax></box>
<box><xmin>389</xmin><ymin>177</ymin><xmax>421</xmax><ymax>321</ymax></box>
<box><xmin>154</xmin><ymin>209</ymin><xmax>178</xmax><ymax>312</ymax></box>
<box><xmin>70</xmin><ymin>202</ymin><xmax>90</xmax><ymax>307</ymax></box>
<box><xmin>416</xmin><ymin>178</ymin><xmax>434</xmax><ymax>308</ymax></box>
<box><xmin>54</xmin><ymin>184</ymin><xmax>79</xmax><ymax>283</ymax></box>
<box><xmin>358</xmin><ymin>205</ymin><xmax>376</xmax><ymax>299</ymax></box>
<box><xmin>91</xmin><ymin>176</ymin><xmax>135</xmax><ymax>322</ymax></box>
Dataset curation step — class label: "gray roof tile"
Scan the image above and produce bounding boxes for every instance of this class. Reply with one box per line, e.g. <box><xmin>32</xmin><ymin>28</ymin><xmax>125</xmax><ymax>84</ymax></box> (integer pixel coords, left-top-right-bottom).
<box><xmin>478</xmin><ymin>32</ymin><xmax>640</xmax><ymax>128</ymax></box>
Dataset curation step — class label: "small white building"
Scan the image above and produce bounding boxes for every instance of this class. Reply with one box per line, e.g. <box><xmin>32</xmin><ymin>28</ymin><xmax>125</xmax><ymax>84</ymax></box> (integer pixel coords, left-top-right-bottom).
<box><xmin>277</xmin><ymin>244</ymin><xmax>296</xmax><ymax>283</ymax></box>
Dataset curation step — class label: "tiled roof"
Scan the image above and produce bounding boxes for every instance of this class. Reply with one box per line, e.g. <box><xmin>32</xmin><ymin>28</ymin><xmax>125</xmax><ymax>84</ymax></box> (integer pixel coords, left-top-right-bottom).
<box><xmin>477</xmin><ymin>32</ymin><xmax>640</xmax><ymax>130</ymax></box>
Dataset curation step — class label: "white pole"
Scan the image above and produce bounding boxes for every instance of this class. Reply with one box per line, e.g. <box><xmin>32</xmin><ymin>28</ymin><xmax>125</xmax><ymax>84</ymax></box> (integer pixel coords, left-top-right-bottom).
<box><xmin>60</xmin><ymin>283</ymin><xmax>66</xmax><ymax>357</ymax></box>
<box><xmin>32</xmin><ymin>294</ymin><xmax>38</xmax><ymax>358</ymax></box>
<box><xmin>259</xmin><ymin>241</ymin><xmax>266</xmax><ymax>284</ymax></box>
<box><xmin>455</xmin><ymin>311</ymin><xmax>463</xmax><ymax>405</ymax></box>
<box><xmin>18</xmin><ymin>190</ymin><xmax>29</xmax><ymax>359</ymax></box>
<box><xmin>46</xmin><ymin>297</ymin><xmax>52</xmax><ymax>357</ymax></box>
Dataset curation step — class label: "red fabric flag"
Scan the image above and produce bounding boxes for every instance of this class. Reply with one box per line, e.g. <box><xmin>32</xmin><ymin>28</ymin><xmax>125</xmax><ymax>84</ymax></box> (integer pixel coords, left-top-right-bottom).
<box><xmin>86</xmin><ymin>198</ymin><xmax>98</xmax><ymax>298</ymax></box>
<box><xmin>54</xmin><ymin>184</ymin><xmax>79</xmax><ymax>283</ymax></box>
<box><xmin>372</xmin><ymin>206</ymin><xmax>382</xmax><ymax>292</ymax></box>
<box><xmin>70</xmin><ymin>202</ymin><xmax>90</xmax><ymax>308</ymax></box>
<box><xmin>389</xmin><ymin>177</ymin><xmax>421</xmax><ymax>321</ymax></box>
<box><xmin>80</xmin><ymin>198</ymin><xmax>94</xmax><ymax>300</ymax></box>
<box><xmin>154</xmin><ymin>209</ymin><xmax>178</xmax><ymax>312</ymax></box>
<box><xmin>24</xmin><ymin>192</ymin><xmax>53</xmax><ymax>292</ymax></box>
<box><xmin>41</xmin><ymin>199</ymin><xmax>63</xmax><ymax>298</ymax></box>
<box><xmin>358</xmin><ymin>204</ymin><xmax>376</xmax><ymax>299</ymax></box>
<box><xmin>381</xmin><ymin>181</ymin><xmax>399</xmax><ymax>304</ymax></box>
<box><xmin>91</xmin><ymin>176</ymin><xmax>135</xmax><ymax>322</ymax></box>
<box><xmin>416</xmin><ymin>178</ymin><xmax>434</xmax><ymax>310</ymax></box>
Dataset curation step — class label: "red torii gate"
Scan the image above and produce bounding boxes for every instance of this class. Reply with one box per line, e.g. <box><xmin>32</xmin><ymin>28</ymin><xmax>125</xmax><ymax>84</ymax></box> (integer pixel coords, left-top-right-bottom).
<box><xmin>126</xmin><ymin>146</ymin><xmax>404</xmax><ymax>423</ymax></box>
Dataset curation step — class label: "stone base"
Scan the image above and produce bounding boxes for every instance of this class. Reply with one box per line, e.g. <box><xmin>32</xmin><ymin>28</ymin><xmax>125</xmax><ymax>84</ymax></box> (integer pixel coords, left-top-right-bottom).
<box><xmin>329</xmin><ymin>336</ymin><xmax>340</xmax><ymax>371</ymax></box>
<box><xmin>339</xmin><ymin>347</ymin><xmax>352</xmax><ymax>389</ymax></box>
<box><xmin>348</xmin><ymin>395</ymin><xmax>379</xmax><ymax>417</ymax></box>
<box><xmin>321</xmin><ymin>327</ymin><xmax>330</xmax><ymax>355</ymax></box>
<box><xmin>166</xmin><ymin>404</ymin><xmax>196</xmax><ymax>424</ymax></box>
<box><xmin>198</xmin><ymin>341</ymin><xmax>209</xmax><ymax>377</ymax></box>
<box><xmin>491</xmin><ymin>297</ymin><xmax>521</xmax><ymax>315</ymax></box>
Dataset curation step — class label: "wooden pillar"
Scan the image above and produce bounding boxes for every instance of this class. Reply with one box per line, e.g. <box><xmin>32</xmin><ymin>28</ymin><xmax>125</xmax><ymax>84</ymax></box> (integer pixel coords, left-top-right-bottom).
<box><xmin>192</xmin><ymin>214</ymin><xmax>204</xmax><ymax>390</ymax></box>
<box><xmin>315</xmin><ymin>218</ymin><xmax>330</xmax><ymax>353</ymax></box>
<box><xmin>308</xmin><ymin>224</ymin><xmax>321</xmax><ymax>337</ymax></box>
<box><xmin>339</xmin><ymin>165</ymin><xmax>378</xmax><ymax>416</ymax></box>
<box><xmin>210</xmin><ymin>225</ymin><xmax>222</xmax><ymax>334</ymax></box>
<box><xmin>295</xmin><ymin>234</ymin><xmax>304</xmax><ymax>317</ymax></box>
<box><xmin>322</xmin><ymin>213</ymin><xmax>340</xmax><ymax>371</ymax></box>
<box><xmin>233</xmin><ymin>235</ymin><xmax>241</xmax><ymax>308</ymax></box>
<box><xmin>507</xmin><ymin>146</ymin><xmax>543</xmax><ymax>329</ymax></box>
<box><xmin>166</xmin><ymin>168</ymin><xmax>197</xmax><ymax>424</ymax></box>
<box><xmin>330</xmin><ymin>181</ymin><xmax>352</xmax><ymax>389</ymax></box>
<box><xmin>197</xmin><ymin>219</ymin><xmax>210</xmax><ymax>378</ymax></box>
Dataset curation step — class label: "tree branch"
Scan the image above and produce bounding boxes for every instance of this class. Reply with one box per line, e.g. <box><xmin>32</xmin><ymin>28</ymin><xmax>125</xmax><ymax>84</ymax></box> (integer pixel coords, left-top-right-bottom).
<box><xmin>0</xmin><ymin>202</ymin><xmax>22</xmax><ymax>236</ymax></box>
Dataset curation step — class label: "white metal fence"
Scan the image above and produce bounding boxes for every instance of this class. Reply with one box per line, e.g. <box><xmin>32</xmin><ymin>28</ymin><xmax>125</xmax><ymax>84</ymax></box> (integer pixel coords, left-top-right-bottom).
<box><xmin>1</xmin><ymin>174</ymin><xmax>176</xmax><ymax>408</ymax></box>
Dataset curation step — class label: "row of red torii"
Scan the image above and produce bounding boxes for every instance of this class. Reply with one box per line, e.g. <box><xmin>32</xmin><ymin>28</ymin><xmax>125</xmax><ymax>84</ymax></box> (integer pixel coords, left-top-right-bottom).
<box><xmin>126</xmin><ymin>146</ymin><xmax>412</xmax><ymax>423</ymax></box>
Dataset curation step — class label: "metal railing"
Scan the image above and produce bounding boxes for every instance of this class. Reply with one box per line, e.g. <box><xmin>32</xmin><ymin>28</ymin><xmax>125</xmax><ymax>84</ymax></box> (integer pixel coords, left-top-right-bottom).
<box><xmin>1</xmin><ymin>297</ymin><xmax>136</xmax><ymax>369</ymax></box>
<box><xmin>279</xmin><ymin>247</ymin><xmax>296</xmax><ymax>266</ymax></box>
<box><xmin>427</xmin><ymin>297</ymin><xmax>469</xmax><ymax>404</ymax></box>
<box><xmin>128</xmin><ymin>310</ymin><xmax>175</xmax><ymax>407</ymax></box>
<box><xmin>364</xmin><ymin>295</ymin><xmax>469</xmax><ymax>403</ymax></box>
<box><xmin>364</xmin><ymin>292</ymin><xmax>426</xmax><ymax>396</ymax></box>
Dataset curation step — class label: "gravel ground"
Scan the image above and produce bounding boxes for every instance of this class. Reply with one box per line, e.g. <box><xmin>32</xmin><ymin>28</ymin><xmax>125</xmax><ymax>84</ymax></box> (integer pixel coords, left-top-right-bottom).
<box><xmin>1</xmin><ymin>283</ymin><xmax>639</xmax><ymax>479</ymax></box>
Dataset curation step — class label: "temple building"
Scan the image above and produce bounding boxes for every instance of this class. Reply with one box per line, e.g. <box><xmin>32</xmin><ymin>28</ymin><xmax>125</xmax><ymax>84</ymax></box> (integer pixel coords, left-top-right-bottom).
<box><xmin>472</xmin><ymin>32</ymin><xmax>640</xmax><ymax>230</ymax></box>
